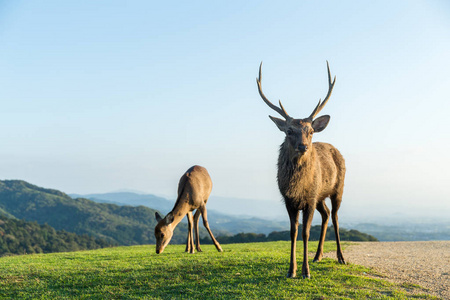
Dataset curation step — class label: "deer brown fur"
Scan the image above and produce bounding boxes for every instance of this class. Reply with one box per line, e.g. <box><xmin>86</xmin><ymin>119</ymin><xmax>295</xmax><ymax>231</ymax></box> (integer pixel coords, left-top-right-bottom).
<box><xmin>257</xmin><ymin>62</ymin><xmax>346</xmax><ymax>278</ymax></box>
<box><xmin>154</xmin><ymin>165</ymin><xmax>222</xmax><ymax>254</ymax></box>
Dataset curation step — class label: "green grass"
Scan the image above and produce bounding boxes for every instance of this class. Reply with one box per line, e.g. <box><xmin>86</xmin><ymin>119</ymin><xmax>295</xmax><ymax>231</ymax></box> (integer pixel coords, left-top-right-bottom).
<box><xmin>0</xmin><ymin>242</ymin><xmax>437</xmax><ymax>299</ymax></box>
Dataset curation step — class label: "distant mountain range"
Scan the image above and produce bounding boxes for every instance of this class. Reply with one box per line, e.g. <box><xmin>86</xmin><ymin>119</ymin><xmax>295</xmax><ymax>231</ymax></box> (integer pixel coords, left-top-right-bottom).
<box><xmin>69</xmin><ymin>192</ymin><xmax>290</xmax><ymax>235</ymax></box>
<box><xmin>0</xmin><ymin>180</ymin><xmax>188</xmax><ymax>245</ymax></box>
<box><xmin>69</xmin><ymin>191</ymin><xmax>378</xmax><ymax>243</ymax></box>
<box><xmin>2</xmin><ymin>180</ymin><xmax>445</xmax><ymax>243</ymax></box>
<box><xmin>69</xmin><ymin>192</ymin><xmax>174</xmax><ymax>213</ymax></box>
<box><xmin>0</xmin><ymin>180</ymin><xmax>288</xmax><ymax>249</ymax></box>
<box><xmin>69</xmin><ymin>192</ymin><xmax>288</xmax><ymax>219</ymax></box>
<box><xmin>70</xmin><ymin>191</ymin><xmax>450</xmax><ymax>242</ymax></box>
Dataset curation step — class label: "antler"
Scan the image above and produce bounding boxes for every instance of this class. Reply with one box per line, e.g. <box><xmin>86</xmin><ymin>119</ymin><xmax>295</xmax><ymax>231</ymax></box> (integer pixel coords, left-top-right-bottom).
<box><xmin>308</xmin><ymin>61</ymin><xmax>336</xmax><ymax>121</ymax></box>
<box><xmin>257</xmin><ymin>62</ymin><xmax>292</xmax><ymax>121</ymax></box>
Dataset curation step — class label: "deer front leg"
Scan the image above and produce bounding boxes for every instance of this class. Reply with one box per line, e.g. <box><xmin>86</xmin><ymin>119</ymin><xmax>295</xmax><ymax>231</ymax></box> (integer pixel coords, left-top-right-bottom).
<box><xmin>287</xmin><ymin>208</ymin><xmax>300</xmax><ymax>278</ymax></box>
<box><xmin>302</xmin><ymin>205</ymin><xmax>315</xmax><ymax>279</ymax></box>
<box><xmin>186</xmin><ymin>212</ymin><xmax>195</xmax><ymax>254</ymax></box>
<box><xmin>185</xmin><ymin>214</ymin><xmax>191</xmax><ymax>252</ymax></box>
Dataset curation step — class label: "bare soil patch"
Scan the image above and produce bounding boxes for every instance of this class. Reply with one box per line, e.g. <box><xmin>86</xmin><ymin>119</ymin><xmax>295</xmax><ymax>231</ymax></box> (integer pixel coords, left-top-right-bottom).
<box><xmin>324</xmin><ymin>241</ymin><xmax>449</xmax><ymax>299</ymax></box>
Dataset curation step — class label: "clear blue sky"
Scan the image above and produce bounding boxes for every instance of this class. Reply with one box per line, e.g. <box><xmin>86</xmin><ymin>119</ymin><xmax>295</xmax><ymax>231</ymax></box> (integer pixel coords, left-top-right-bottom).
<box><xmin>1</xmin><ymin>1</ymin><xmax>449</xmax><ymax>219</ymax></box>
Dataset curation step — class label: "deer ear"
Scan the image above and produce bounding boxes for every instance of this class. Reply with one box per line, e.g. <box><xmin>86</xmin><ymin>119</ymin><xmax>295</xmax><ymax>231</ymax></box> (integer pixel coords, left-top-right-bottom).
<box><xmin>269</xmin><ymin>116</ymin><xmax>287</xmax><ymax>132</ymax></box>
<box><xmin>165</xmin><ymin>212</ymin><xmax>174</xmax><ymax>225</ymax></box>
<box><xmin>312</xmin><ymin>115</ymin><xmax>330</xmax><ymax>133</ymax></box>
<box><xmin>155</xmin><ymin>212</ymin><xmax>163</xmax><ymax>222</ymax></box>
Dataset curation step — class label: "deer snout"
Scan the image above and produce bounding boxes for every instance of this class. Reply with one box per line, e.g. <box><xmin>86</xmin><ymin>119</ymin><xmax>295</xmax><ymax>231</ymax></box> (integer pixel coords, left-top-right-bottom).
<box><xmin>297</xmin><ymin>145</ymin><xmax>308</xmax><ymax>153</ymax></box>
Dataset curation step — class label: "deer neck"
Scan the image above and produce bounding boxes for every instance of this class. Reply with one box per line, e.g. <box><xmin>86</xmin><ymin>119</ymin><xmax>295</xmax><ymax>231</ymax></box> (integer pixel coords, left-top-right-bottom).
<box><xmin>278</xmin><ymin>142</ymin><xmax>318</xmax><ymax>201</ymax></box>
<box><xmin>169</xmin><ymin>199</ymin><xmax>193</xmax><ymax>227</ymax></box>
<box><xmin>279</xmin><ymin>142</ymin><xmax>317</xmax><ymax>184</ymax></box>
<box><xmin>296</xmin><ymin>147</ymin><xmax>316</xmax><ymax>169</ymax></box>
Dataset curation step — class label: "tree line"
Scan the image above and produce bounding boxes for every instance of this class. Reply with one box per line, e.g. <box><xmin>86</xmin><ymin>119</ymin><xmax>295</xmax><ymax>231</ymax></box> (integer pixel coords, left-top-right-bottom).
<box><xmin>200</xmin><ymin>225</ymin><xmax>378</xmax><ymax>244</ymax></box>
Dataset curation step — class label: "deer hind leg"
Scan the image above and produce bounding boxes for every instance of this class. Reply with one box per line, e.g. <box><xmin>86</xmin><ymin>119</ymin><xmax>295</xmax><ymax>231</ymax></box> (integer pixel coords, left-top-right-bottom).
<box><xmin>331</xmin><ymin>193</ymin><xmax>345</xmax><ymax>264</ymax></box>
<box><xmin>193</xmin><ymin>209</ymin><xmax>202</xmax><ymax>252</ymax></box>
<box><xmin>313</xmin><ymin>199</ymin><xmax>330</xmax><ymax>263</ymax></box>
<box><xmin>199</xmin><ymin>205</ymin><xmax>223</xmax><ymax>252</ymax></box>
<box><xmin>186</xmin><ymin>211</ymin><xmax>195</xmax><ymax>254</ymax></box>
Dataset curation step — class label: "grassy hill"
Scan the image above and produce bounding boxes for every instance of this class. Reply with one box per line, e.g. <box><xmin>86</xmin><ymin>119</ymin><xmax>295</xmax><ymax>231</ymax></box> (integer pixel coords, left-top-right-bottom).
<box><xmin>0</xmin><ymin>180</ymin><xmax>188</xmax><ymax>245</ymax></box>
<box><xmin>0</xmin><ymin>241</ymin><xmax>434</xmax><ymax>299</ymax></box>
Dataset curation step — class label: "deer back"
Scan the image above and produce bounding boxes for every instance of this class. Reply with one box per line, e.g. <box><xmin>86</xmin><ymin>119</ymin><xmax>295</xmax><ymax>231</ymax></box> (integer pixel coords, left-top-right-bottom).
<box><xmin>176</xmin><ymin>165</ymin><xmax>212</xmax><ymax>209</ymax></box>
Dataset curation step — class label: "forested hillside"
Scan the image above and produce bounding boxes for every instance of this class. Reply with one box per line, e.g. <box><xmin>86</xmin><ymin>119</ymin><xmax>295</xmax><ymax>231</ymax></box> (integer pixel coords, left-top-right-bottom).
<box><xmin>0</xmin><ymin>180</ymin><xmax>188</xmax><ymax>245</ymax></box>
<box><xmin>0</xmin><ymin>215</ymin><xmax>114</xmax><ymax>256</ymax></box>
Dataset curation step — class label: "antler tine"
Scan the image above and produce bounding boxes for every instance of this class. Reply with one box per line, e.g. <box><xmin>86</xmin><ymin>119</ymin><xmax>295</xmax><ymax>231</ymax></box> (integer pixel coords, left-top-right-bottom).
<box><xmin>278</xmin><ymin>100</ymin><xmax>290</xmax><ymax>118</ymax></box>
<box><xmin>257</xmin><ymin>62</ymin><xmax>292</xmax><ymax>120</ymax></box>
<box><xmin>308</xmin><ymin>61</ymin><xmax>336</xmax><ymax>120</ymax></box>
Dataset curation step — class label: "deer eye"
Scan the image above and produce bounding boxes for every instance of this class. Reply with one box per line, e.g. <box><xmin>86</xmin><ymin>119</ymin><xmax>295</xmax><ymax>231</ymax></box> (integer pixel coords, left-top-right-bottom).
<box><xmin>287</xmin><ymin>128</ymin><xmax>294</xmax><ymax>135</ymax></box>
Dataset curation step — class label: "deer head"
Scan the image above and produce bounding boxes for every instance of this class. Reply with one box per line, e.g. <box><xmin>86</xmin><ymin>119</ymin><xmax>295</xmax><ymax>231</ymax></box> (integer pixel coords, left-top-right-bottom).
<box><xmin>257</xmin><ymin>62</ymin><xmax>335</xmax><ymax>161</ymax></box>
<box><xmin>154</xmin><ymin>212</ymin><xmax>175</xmax><ymax>254</ymax></box>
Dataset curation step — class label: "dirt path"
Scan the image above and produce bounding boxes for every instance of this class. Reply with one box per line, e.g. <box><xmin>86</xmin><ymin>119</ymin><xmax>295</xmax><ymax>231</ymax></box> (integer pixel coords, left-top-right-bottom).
<box><xmin>323</xmin><ymin>241</ymin><xmax>450</xmax><ymax>299</ymax></box>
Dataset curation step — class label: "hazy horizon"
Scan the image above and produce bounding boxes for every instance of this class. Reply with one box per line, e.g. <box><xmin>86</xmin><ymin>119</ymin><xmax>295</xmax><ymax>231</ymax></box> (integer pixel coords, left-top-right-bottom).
<box><xmin>1</xmin><ymin>1</ymin><xmax>449</xmax><ymax>221</ymax></box>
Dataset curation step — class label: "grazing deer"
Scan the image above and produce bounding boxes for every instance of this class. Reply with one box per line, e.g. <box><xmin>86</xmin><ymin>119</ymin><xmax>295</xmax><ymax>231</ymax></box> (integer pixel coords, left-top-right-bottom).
<box><xmin>154</xmin><ymin>165</ymin><xmax>223</xmax><ymax>254</ymax></box>
<box><xmin>257</xmin><ymin>62</ymin><xmax>346</xmax><ymax>278</ymax></box>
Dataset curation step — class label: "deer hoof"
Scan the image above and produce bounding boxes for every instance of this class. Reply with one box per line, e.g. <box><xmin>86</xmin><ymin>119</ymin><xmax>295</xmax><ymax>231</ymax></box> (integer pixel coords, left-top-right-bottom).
<box><xmin>286</xmin><ymin>272</ymin><xmax>296</xmax><ymax>278</ymax></box>
<box><xmin>302</xmin><ymin>274</ymin><xmax>311</xmax><ymax>279</ymax></box>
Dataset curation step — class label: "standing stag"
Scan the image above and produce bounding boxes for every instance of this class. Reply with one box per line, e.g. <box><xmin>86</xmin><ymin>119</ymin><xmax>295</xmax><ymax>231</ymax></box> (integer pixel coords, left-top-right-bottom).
<box><xmin>257</xmin><ymin>62</ymin><xmax>346</xmax><ymax>278</ymax></box>
<box><xmin>154</xmin><ymin>165</ymin><xmax>223</xmax><ymax>254</ymax></box>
